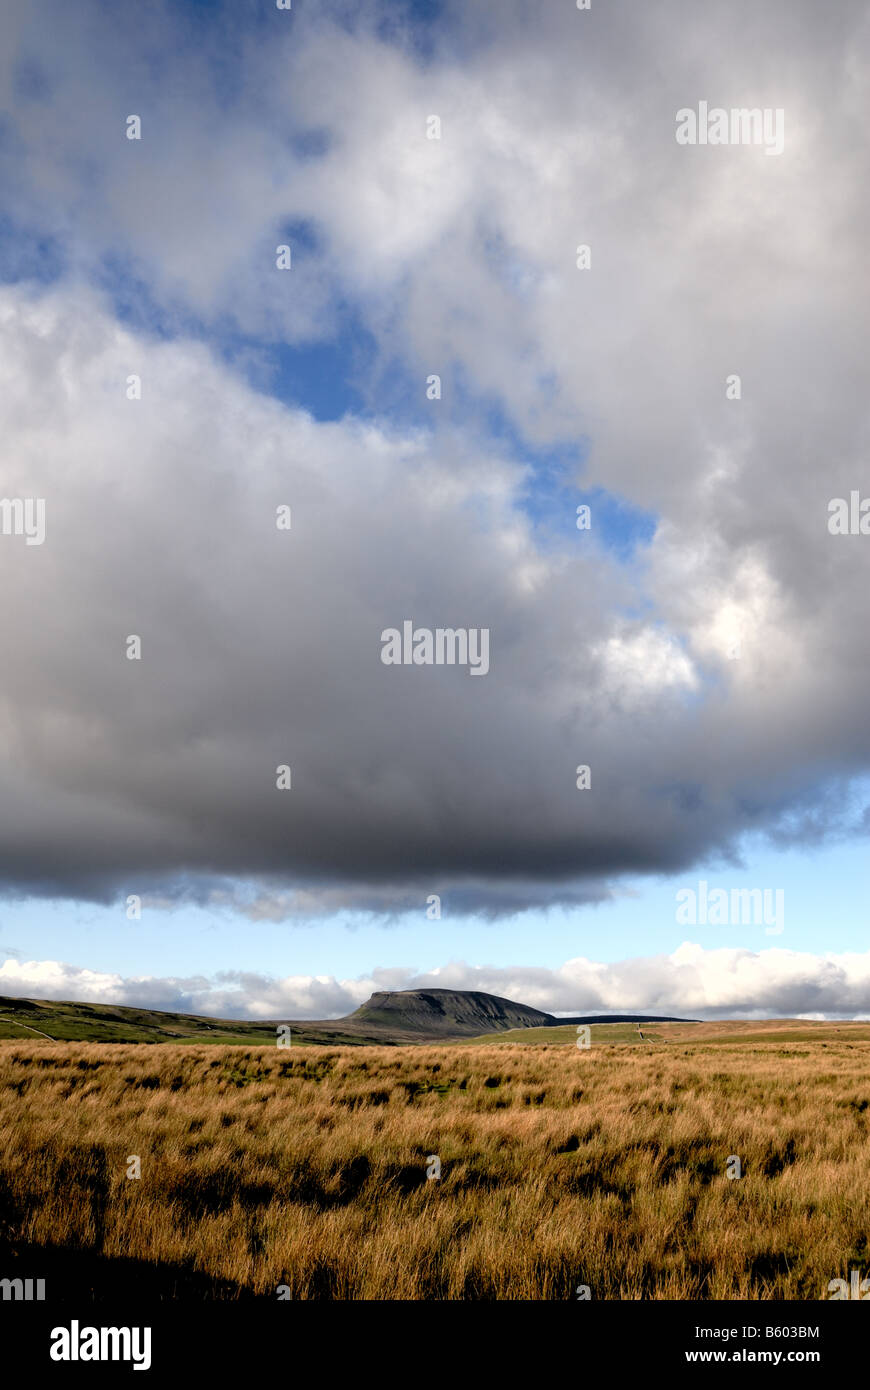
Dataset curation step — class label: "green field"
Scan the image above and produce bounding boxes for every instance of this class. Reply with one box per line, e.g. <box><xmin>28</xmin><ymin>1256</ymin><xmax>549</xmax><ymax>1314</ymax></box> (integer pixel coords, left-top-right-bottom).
<box><xmin>3</xmin><ymin>993</ymin><xmax>870</xmax><ymax>1049</ymax></box>
<box><xmin>0</xmin><ymin>997</ymin><xmax>362</xmax><ymax>1046</ymax></box>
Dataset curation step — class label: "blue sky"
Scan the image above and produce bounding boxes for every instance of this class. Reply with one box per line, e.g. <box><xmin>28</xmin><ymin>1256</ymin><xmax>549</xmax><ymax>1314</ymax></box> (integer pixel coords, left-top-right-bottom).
<box><xmin>3</xmin><ymin>834</ymin><xmax>867</xmax><ymax>1013</ymax></box>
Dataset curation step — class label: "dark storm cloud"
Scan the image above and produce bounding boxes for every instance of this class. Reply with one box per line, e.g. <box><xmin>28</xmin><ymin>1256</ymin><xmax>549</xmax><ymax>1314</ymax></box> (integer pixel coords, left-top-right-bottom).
<box><xmin>0</xmin><ymin>1</ymin><xmax>868</xmax><ymax>914</ymax></box>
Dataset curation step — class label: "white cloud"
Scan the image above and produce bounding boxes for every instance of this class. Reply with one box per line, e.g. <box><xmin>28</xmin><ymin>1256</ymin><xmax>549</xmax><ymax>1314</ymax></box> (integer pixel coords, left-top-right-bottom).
<box><xmin>4</xmin><ymin>944</ymin><xmax>870</xmax><ymax>1021</ymax></box>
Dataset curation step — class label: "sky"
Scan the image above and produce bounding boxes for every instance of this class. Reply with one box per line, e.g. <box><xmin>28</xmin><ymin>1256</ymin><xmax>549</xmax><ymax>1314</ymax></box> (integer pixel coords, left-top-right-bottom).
<box><xmin>0</xmin><ymin>0</ymin><xmax>868</xmax><ymax>1020</ymax></box>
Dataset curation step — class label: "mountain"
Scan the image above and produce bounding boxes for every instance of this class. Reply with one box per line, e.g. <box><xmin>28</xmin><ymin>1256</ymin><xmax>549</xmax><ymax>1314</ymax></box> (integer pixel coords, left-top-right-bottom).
<box><xmin>0</xmin><ymin>988</ymin><xmax>696</xmax><ymax>1045</ymax></box>
<box><xmin>342</xmin><ymin>988</ymin><xmax>555</xmax><ymax>1038</ymax></box>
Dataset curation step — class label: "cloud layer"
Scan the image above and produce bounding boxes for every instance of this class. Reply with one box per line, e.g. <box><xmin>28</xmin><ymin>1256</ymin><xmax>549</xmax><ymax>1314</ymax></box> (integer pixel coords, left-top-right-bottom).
<box><xmin>3</xmin><ymin>943</ymin><xmax>870</xmax><ymax>1021</ymax></box>
<box><xmin>0</xmin><ymin>282</ymin><xmax>865</xmax><ymax>914</ymax></box>
<box><xmin>0</xmin><ymin>1</ymin><xmax>867</xmax><ymax>915</ymax></box>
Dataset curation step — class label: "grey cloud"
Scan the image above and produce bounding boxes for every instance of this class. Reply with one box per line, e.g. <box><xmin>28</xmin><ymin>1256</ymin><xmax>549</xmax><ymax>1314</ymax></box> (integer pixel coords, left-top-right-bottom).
<box><xmin>0</xmin><ymin>282</ymin><xmax>865</xmax><ymax>912</ymax></box>
<box><xmin>0</xmin><ymin>3</ymin><xmax>867</xmax><ymax>913</ymax></box>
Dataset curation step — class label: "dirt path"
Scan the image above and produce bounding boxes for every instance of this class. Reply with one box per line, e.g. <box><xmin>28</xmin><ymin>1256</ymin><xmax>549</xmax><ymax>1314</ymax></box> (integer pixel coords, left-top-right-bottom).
<box><xmin>0</xmin><ymin>1016</ymin><xmax>55</xmax><ymax>1040</ymax></box>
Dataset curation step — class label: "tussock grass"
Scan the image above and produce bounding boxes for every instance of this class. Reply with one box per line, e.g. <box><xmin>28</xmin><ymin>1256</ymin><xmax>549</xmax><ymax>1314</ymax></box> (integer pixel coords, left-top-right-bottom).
<box><xmin>1</xmin><ymin>1040</ymin><xmax>867</xmax><ymax>1298</ymax></box>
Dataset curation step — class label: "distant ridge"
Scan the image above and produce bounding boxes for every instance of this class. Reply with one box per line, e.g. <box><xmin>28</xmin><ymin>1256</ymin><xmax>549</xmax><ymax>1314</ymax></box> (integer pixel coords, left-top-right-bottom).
<box><xmin>555</xmin><ymin>1014</ymin><xmax>699</xmax><ymax>1024</ymax></box>
<box><xmin>0</xmin><ymin>988</ymin><xmax>698</xmax><ymax>1045</ymax></box>
<box><xmin>342</xmin><ymin>992</ymin><xmax>698</xmax><ymax>1035</ymax></box>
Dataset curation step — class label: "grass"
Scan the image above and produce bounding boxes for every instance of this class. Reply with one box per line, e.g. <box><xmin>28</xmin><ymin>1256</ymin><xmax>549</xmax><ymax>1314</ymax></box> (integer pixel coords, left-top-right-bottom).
<box><xmin>0</xmin><ymin>997</ymin><xmax>368</xmax><ymax>1046</ymax></box>
<box><xmin>2</xmin><ymin>1035</ymin><xmax>869</xmax><ymax>1299</ymax></box>
<box><xmin>462</xmin><ymin>1020</ymin><xmax>870</xmax><ymax>1046</ymax></box>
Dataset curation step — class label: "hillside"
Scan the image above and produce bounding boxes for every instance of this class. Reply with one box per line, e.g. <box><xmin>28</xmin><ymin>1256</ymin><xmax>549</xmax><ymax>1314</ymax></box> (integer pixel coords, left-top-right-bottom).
<box><xmin>0</xmin><ymin>987</ymin><xmax>695</xmax><ymax>1046</ymax></box>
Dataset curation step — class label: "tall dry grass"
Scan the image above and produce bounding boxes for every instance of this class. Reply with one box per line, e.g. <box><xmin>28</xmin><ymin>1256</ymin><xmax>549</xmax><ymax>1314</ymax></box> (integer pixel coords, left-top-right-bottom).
<box><xmin>1</xmin><ymin>1039</ymin><xmax>868</xmax><ymax>1298</ymax></box>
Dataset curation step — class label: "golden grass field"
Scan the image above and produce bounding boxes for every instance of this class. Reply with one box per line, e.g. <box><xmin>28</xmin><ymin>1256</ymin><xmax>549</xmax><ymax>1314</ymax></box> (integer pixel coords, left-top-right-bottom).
<box><xmin>2</xmin><ymin>1025</ymin><xmax>870</xmax><ymax>1299</ymax></box>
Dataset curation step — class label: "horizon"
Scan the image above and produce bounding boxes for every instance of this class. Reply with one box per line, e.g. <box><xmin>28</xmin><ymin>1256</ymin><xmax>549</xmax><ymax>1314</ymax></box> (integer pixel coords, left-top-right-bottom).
<box><xmin>0</xmin><ymin>981</ymin><xmax>865</xmax><ymax>1028</ymax></box>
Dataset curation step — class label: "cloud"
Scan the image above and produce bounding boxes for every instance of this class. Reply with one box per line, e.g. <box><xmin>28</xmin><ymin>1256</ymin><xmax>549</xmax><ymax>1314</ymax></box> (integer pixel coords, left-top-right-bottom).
<box><xmin>0</xmin><ymin>2</ymin><xmax>867</xmax><ymax>915</ymax></box>
<box><xmin>0</xmin><ymin>280</ymin><xmax>866</xmax><ymax>913</ymax></box>
<box><xmin>4</xmin><ymin>944</ymin><xmax>870</xmax><ymax>1020</ymax></box>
